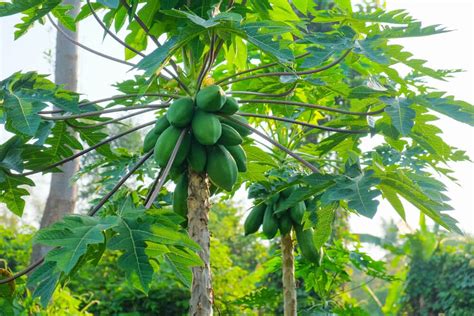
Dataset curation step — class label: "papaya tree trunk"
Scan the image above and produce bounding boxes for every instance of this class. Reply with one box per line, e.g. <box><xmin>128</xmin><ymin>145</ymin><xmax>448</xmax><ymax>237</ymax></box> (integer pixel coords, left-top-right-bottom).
<box><xmin>281</xmin><ymin>233</ymin><xmax>297</xmax><ymax>316</ymax></box>
<box><xmin>30</xmin><ymin>0</ymin><xmax>80</xmax><ymax>264</ymax></box>
<box><xmin>187</xmin><ymin>169</ymin><xmax>213</xmax><ymax>316</ymax></box>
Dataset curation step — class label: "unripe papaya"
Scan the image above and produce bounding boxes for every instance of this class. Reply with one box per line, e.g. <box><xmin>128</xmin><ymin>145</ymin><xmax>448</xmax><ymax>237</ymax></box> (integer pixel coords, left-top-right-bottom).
<box><xmin>154</xmin><ymin>116</ymin><xmax>171</xmax><ymax>134</ymax></box>
<box><xmin>295</xmin><ymin>224</ymin><xmax>320</xmax><ymax>264</ymax></box>
<box><xmin>192</xmin><ymin>110</ymin><xmax>222</xmax><ymax>145</ymax></box>
<box><xmin>143</xmin><ymin>126</ymin><xmax>160</xmax><ymax>153</ymax></box>
<box><xmin>154</xmin><ymin>127</ymin><xmax>190</xmax><ymax>167</ymax></box>
<box><xmin>219</xmin><ymin>96</ymin><xmax>239</xmax><ymax>115</ymax></box>
<box><xmin>206</xmin><ymin>145</ymin><xmax>238</xmax><ymax>192</ymax></box>
<box><xmin>196</xmin><ymin>85</ymin><xmax>226</xmax><ymax>112</ymax></box>
<box><xmin>290</xmin><ymin>201</ymin><xmax>306</xmax><ymax>224</ymax></box>
<box><xmin>225</xmin><ymin>145</ymin><xmax>247</xmax><ymax>172</ymax></box>
<box><xmin>278</xmin><ymin>213</ymin><xmax>293</xmax><ymax>236</ymax></box>
<box><xmin>187</xmin><ymin>139</ymin><xmax>207</xmax><ymax>173</ymax></box>
<box><xmin>262</xmin><ymin>204</ymin><xmax>278</xmax><ymax>239</ymax></box>
<box><xmin>219</xmin><ymin>115</ymin><xmax>252</xmax><ymax>137</ymax></box>
<box><xmin>218</xmin><ymin>124</ymin><xmax>243</xmax><ymax>146</ymax></box>
<box><xmin>267</xmin><ymin>193</ymin><xmax>280</xmax><ymax>206</ymax></box>
<box><xmin>173</xmin><ymin>173</ymin><xmax>188</xmax><ymax>217</ymax></box>
<box><xmin>167</xmin><ymin>97</ymin><xmax>194</xmax><ymax>127</ymax></box>
<box><xmin>244</xmin><ymin>203</ymin><xmax>266</xmax><ymax>236</ymax></box>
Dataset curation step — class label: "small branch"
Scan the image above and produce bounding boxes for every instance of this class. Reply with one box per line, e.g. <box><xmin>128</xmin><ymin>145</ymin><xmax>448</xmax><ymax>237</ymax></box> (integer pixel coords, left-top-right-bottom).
<box><xmin>224</xmin><ymin>116</ymin><xmax>320</xmax><ymax>173</ymax></box>
<box><xmin>214</xmin><ymin>52</ymin><xmax>310</xmax><ymax>85</ymax></box>
<box><xmin>220</xmin><ymin>50</ymin><xmax>352</xmax><ymax>86</ymax></box>
<box><xmin>227</xmin><ymin>84</ymin><xmax>296</xmax><ymax>98</ymax></box>
<box><xmin>0</xmin><ymin>258</ymin><xmax>44</xmax><ymax>285</ymax></box>
<box><xmin>196</xmin><ymin>32</ymin><xmax>215</xmax><ymax>90</ymax></box>
<box><xmin>118</xmin><ymin>0</ymin><xmax>186</xmax><ymax>91</ymax></box>
<box><xmin>66</xmin><ymin>108</ymin><xmax>155</xmax><ymax>129</ymax></box>
<box><xmin>19</xmin><ymin>121</ymin><xmax>155</xmax><ymax>176</ymax></box>
<box><xmin>87</xmin><ymin>0</ymin><xmax>144</xmax><ymax>57</ymax></box>
<box><xmin>145</xmin><ymin>129</ymin><xmax>188</xmax><ymax>208</ymax></box>
<box><xmin>238</xmin><ymin>99</ymin><xmax>384</xmax><ymax>116</ymax></box>
<box><xmin>144</xmin><ymin>169</ymin><xmax>164</xmax><ymax>206</ymax></box>
<box><xmin>88</xmin><ymin>150</ymin><xmax>154</xmax><ymax>216</ymax></box>
<box><xmin>39</xmin><ymin>104</ymin><xmax>168</xmax><ymax>120</ymax></box>
<box><xmin>0</xmin><ymin>151</ymin><xmax>155</xmax><ymax>284</ymax></box>
<box><xmin>41</xmin><ymin>93</ymin><xmax>183</xmax><ymax>115</ymax></box>
<box><xmin>47</xmin><ymin>14</ymin><xmax>136</xmax><ymax>67</ymax></box>
<box><xmin>238</xmin><ymin>113</ymin><xmax>368</xmax><ymax>134</ymax></box>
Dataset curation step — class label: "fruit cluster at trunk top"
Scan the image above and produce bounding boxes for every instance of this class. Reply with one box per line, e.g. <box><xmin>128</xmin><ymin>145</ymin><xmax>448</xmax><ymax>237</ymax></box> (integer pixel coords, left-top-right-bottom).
<box><xmin>142</xmin><ymin>85</ymin><xmax>250</xmax><ymax>217</ymax></box>
<box><xmin>245</xmin><ymin>181</ymin><xmax>321</xmax><ymax>264</ymax></box>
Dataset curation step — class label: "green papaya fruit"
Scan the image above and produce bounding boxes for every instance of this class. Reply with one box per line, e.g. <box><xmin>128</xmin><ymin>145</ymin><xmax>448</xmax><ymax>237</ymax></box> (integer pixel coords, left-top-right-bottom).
<box><xmin>187</xmin><ymin>139</ymin><xmax>207</xmax><ymax>172</ymax></box>
<box><xmin>206</xmin><ymin>145</ymin><xmax>238</xmax><ymax>192</ymax></box>
<box><xmin>169</xmin><ymin>163</ymin><xmax>186</xmax><ymax>181</ymax></box>
<box><xmin>143</xmin><ymin>126</ymin><xmax>160</xmax><ymax>153</ymax></box>
<box><xmin>192</xmin><ymin>110</ymin><xmax>222</xmax><ymax>145</ymax></box>
<box><xmin>262</xmin><ymin>204</ymin><xmax>278</xmax><ymax>239</ymax></box>
<box><xmin>219</xmin><ymin>115</ymin><xmax>252</xmax><ymax>137</ymax></box>
<box><xmin>154</xmin><ymin>126</ymin><xmax>190</xmax><ymax>167</ymax></box>
<box><xmin>167</xmin><ymin>97</ymin><xmax>194</xmax><ymax>127</ymax></box>
<box><xmin>173</xmin><ymin>173</ymin><xmax>188</xmax><ymax>217</ymax></box>
<box><xmin>196</xmin><ymin>85</ymin><xmax>226</xmax><ymax>112</ymax></box>
<box><xmin>219</xmin><ymin>96</ymin><xmax>239</xmax><ymax>115</ymax></box>
<box><xmin>295</xmin><ymin>224</ymin><xmax>320</xmax><ymax>264</ymax></box>
<box><xmin>154</xmin><ymin>116</ymin><xmax>171</xmax><ymax>134</ymax></box>
<box><xmin>244</xmin><ymin>203</ymin><xmax>266</xmax><ymax>236</ymax></box>
<box><xmin>278</xmin><ymin>213</ymin><xmax>293</xmax><ymax>236</ymax></box>
<box><xmin>290</xmin><ymin>201</ymin><xmax>306</xmax><ymax>224</ymax></box>
<box><xmin>225</xmin><ymin>145</ymin><xmax>247</xmax><ymax>172</ymax></box>
<box><xmin>218</xmin><ymin>124</ymin><xmax>243</xmax><ymax>146</ymax></box>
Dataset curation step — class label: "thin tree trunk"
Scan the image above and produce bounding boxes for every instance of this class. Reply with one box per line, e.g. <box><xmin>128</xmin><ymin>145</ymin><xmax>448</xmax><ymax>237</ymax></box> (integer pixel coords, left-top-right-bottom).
<box><xmin>30</xmin><ymin>0</ymin><xmax>80</xmax><ymax>263</ymax></box>
<box><xmin>187</xmin><ymin>169</ymin><xmax>213</xmax><ymax>316</ymax></box>
<box><xmin>281</xmin><ymin>233</ymin><xmax>297</xmax><ymax>316</ymax></box>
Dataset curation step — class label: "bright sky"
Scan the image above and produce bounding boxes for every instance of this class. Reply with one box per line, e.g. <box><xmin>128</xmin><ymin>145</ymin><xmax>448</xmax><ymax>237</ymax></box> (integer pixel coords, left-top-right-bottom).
<box><xmin>0</xmin><ymin>1</ymin><xmax>473</xmax><ymax>236</ymax></box>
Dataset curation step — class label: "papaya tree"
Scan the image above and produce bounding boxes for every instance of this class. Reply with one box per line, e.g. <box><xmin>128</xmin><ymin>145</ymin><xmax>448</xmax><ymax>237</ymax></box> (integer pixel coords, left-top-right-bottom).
<box><xmin>0</xmin><ymin>0</ymin><xmax>472</xmax><ymax>315</ymax></box>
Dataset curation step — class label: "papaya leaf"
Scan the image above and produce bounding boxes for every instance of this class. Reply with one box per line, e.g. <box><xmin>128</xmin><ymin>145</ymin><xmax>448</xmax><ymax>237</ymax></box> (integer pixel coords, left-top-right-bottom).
<box><xmin>0</xmin><ymin>170</ymin><xmax>35</xmax><ymax>216</ymax></box>
<box><xmin>384</xmin><ymin>98</ymin><xmax>415</xmax><ymax>136</ymax></box>
<box><xmin>0</xmin><ymin>136</ymin><xmax>24</xmax><ymax>172</ymax></box>
<box><xmin>414</xmin><ymin>93</ymin><xmax>474</xmax><ymax>126</ymax></box>
<box><xmin>27</xmin><ymin>261</ymin><xmax>61</xmax><ymax>307</ymax></box>
<box><xmin>322</xmin><ymin>169</ymin><xmax>381</xmax><ymax>218</ymax></box>
<box><xmin>377</xmin><ymin>168</ymin><xmax>461</xmax><ymax>233</ymax></box>
<box><xmin>34</xmin><ymin>215</ymin><xmax>119</xmax><ymax>274</ymax></box>
<box><xmin>163</xmin><ymin>246</ymin><xmax>202</xmax><ymax>287</ymax></box>
<box><xmin>312</xmin><ymin>205</ymin><xmax>335</xmax><ymax>248</ymax></box>
<box><xmin>239</xmin><ymin>21</ymin><xmax>294</xmax><ymax>63</ymax></box>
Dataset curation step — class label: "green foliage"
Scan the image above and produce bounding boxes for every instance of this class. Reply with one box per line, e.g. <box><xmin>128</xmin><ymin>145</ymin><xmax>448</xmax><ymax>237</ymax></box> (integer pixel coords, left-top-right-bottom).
<box><xmin>1</xmin><ymin>0</ymin><xmax>473</xmax><ymax>313</ymax></box>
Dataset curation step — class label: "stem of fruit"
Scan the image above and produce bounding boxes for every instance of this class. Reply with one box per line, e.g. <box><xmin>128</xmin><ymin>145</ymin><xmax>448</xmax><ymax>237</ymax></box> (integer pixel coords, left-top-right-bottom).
<box><xmin>187</xmin><ymin>169</ymin><xmax>213</xmax><ymax>316</ymax></box>
<box><xmin>19</xmin><ymin>121</ymin><xmax>155</xmax><ymax>176</ymax></box>
<box><xmin>144</xmin><ymin>129</ymin><xmax>187</xmax><ymax>209</ymax></box>
<box><xmin>220</xmin><ymin>49</ymin><xmax>352</xmax><ymax>86</ymax></box>
<box><xmin>39</xmin><ymin>104</ymin><xmax>169</xmax><ymax>120</ymax></box>
<box><xmin>281</xmin><ymin>233</ymin><xmax>297</xmax><ymax>316</ymax></box>
<box><xmin>237</xmin><ymin>99</ymin><xmax>385</xmax><ymax>116</ymax></box>
<box><xmin>224</xmin><ymin>116</ymin><xmax>320</xmax><ymax>173</ymax></box>
<box><xmin>238</xmin><ymin>113</ymin><xmax>368</xmax><ymax>134</ymax></box>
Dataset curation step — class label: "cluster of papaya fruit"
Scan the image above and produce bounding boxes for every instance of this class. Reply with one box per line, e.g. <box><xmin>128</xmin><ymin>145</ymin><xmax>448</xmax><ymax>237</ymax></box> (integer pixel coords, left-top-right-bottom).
<box><xmin>143</xmin><ymin>85</ymin><xmax>251</xmax><ymax>216</ymax></box>
<box><xmin>244</xmin><ymin>182</ymin><xmax>321</xmax><ymax>263</ymax></box>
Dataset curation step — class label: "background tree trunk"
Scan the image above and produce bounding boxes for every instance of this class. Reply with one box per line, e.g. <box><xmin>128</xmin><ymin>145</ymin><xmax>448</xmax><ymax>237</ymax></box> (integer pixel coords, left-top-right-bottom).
<box><xmin>281</xmin><ymin>233</ymin><xmax>297</xmax><ymax>316</ymax></box>
<box><xmin>187</xmin><ymin>169</ymin><xmax>213</xmax><ymax>316</ymax></box>
<box><xmin>30</xmin><ymin>0</ymin><xmax>80</xmax><ymax>264</ymax></box>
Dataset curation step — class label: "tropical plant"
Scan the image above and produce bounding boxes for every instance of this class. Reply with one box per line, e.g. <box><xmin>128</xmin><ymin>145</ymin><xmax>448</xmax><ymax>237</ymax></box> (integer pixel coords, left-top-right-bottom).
<box><xmin>0</xmin><ymin>0</ymin><xmax>472</xmax><ymax>315</ymax></box>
